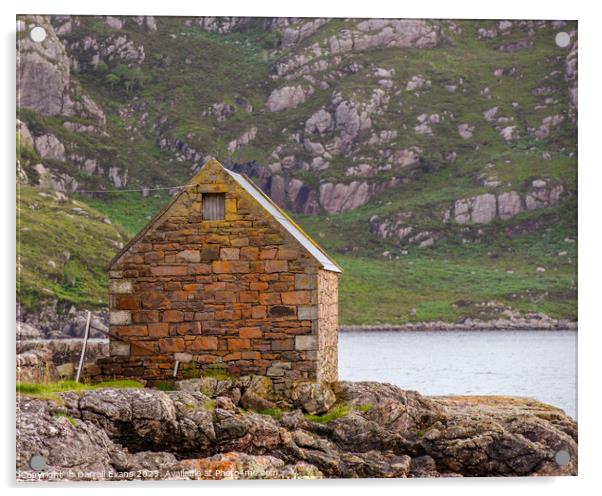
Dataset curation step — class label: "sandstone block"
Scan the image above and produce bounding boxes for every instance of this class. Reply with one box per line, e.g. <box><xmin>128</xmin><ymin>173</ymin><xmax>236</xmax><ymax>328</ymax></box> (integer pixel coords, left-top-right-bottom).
<box><xmin>130</xmin><ymin>342</ymin><xmax>155</xmax><ymax>357</ymax></box>
<box><xmin>140</xmin><ymin>290</ymin><xmax>171</xmax><ymax>309</ymax></box>
<box><xmin>278</xmin><ymin>247</ymin><xmax>299</xmax><ymax>260</ymax></box>
<box><xmin>297</xmin><ymin>305</ymin><xmax>318</xmax><ymax>320</ymax></box>
<box><xmin>223</xmin><ymin>352</ymin><xmax>242</xmax><ymax>361</ymax></box>
<box><xmin>214</xmin><ymin>290</ymin><xmax>236</xmax><ymax>303</ymax></box>
<box><xmin>260</xmin><ymin>248</ymin><xmax>278</xmax><ymax>259</ymax></box>
<box><xmin>115</xmin><ymin>294</ymin><xmax>139</xmax><ymax>310</ymax></box>
<box><xmin>272</xmin><ymin>339</ymin><xmax>294</xmax><ymax>351</ymax></box>
<box><xmin>176</xmin><ymin>249</ymin><xmax>201</xmax><ymax>263</ymax></box>
<box><xmin>225</xmin><ymin>198</ymin><xmax>237</xmax><ymax>215</ymax></box>
<box><xmin>163</xmin><ymin>310</ymin><xmax>184</xmax><ymax>322</ymax></box>
<box><xmin>132</xmin><ymin>310</ymin><xmax>159</xmax><ymax>324</ymax></box>
<box><xmin>200</xmin><ymin>245</ymin><xmax>221</xmax><ymax>260</ymax></box>
<box><xmin>295</xmin><ymin>335</ymin><xmax>318</xmax><ymax>351</ymax></box>
<box><xmin>118</xmin><ymin>325</ymin><xmax>148</xmax><ymax>337</ymax></box>
<box><xmin>240</xmin><ymin>291</ymin><xmax>259</xmax><ymax>303</ymax></box>
<box><xmin>212</xmin><ymin>261</ymin><xmax>250</xmax><ymax>273</ymax></box>
<box><xmin>175</xmin><ymin>322</ymin><xmax>202</xmax><ymax>335</ymax></box>
<box><xmin>110</xmin><ymin>311</ymin><xmax>131</xmax><ymax>325</ymax></box>
<box><xmin>216</xmin><ymin>309</ymin><xmax>242</xmax><ymax>320</ymax></box>
<box><xmin>266</xmin><ymin>361</ymin><xmax>291</xmax><ymax>377</ymax></box>
<box><xmin>195</xmin><ymin>311</ymin><xmax>215</xmax><ymax>321</ymax></box>
<box><xmin>295</xmin><ymin>274</ymin><xmax>316</xmax><ymax>290</ymax></box>
<box><xmin>151</xmin><ymin>266</ymin><xmax>188</xmax><ymax>276</ymax></box>
<box><xmin>171</xmin><ymin>290</ymin><xmax>194</xmax><ymax>302</ymax></box>
<box><xmin>110</xmin><ymin>341</ymin><xmax>130</xmax><ymax>357</ymax></box>
<box><xmin>230</xmin><ymin>237</ymin><xmax>249</xmax><ymax>247</ymax></box>
<box><xmin>191</xmin><ymin>336</ymin><xmax>218</xmax><ymax>351</ymax></box>
<box><xmin>110</xmin><ymin>279</ymin><xmax>133</xmax><ymax>294</ymax></box>
<box><xmin>182</xmin><ymin>283</ymin><xmax>203</xmax><ymax>292</ymax></box>
<box><xmin>265</xmin><ymin>260</ymin><xmax>288</xmax><ymax>273</ymax></box>
<box><xmin>189</xmin><ymin>264</ymin><xmax>212</xmax><ymax>275</ymax></box>
<box><xmin>269</xmin><ymin>305</ymin><xmax>296</xmax><ymax>317</ymax></box>
<box><xmin>148</xmin><ymin>323</ymin><xmax>169</xmax><ymax>337</ymax></box>
<box><xmin>240</xmin><ymin>247</ymin><xmax>259</xmax><ymax>260</ymax></box>
<box><xmin>239</xmin><ymin>326</ymin><xmax>262</xmax><ymax>339</ymax></box>
<box><xmin>250</xmin><ymin>282</ymin><xmax>269</xmax><ymax>291</ymax></box>
<box><xmin>228</xmin><ymin>338</ymin><xmax>251</xmax><ymax>351</ymax></box>
<box><xmin>159</xmin><ymin>338</ymin><xmax>185</xmax><ymax>353</ymax></box>
<box><xmin>220</xmin><ymin>247</ymin><xmax>240</xmax><ymax>260</ymax></box>
<box><xmin>282</xmin><ymin>291</ymin><xmax>311</xmax><ymax>305</ymax></box>
<box><xmin>251</xmin><ymin>306</ymin><xmax>267</xmax><ymax>319</ymax></box>
<box><xmin>259</xmin><ymin>293</ymin><xmax>281</xmax><ymax>305</ymax></box>
<box><xmin>145</xmin><ymin>251</ymin><xmax>164</xmax><ymax>263</ymax></box>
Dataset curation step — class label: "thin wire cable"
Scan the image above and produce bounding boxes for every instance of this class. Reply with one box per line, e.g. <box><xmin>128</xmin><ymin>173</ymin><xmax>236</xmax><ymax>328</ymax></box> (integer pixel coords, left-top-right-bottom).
<box><xmin>74</xmin><ymin>184</ymin><xmax>196</xmax><ymax>194</ymax></box>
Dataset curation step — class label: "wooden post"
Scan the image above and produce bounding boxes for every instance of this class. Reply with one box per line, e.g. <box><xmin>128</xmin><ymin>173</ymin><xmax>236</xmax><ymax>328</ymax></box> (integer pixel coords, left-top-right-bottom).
<box><xmin>75</xmin><ymin>310</ymin><xmax>92</xmax><ymax>383</ymax></box>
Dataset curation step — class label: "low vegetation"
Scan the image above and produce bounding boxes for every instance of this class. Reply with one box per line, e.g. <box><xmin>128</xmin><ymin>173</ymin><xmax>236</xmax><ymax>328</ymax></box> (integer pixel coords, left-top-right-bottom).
<box><xmin>304</xmin><ymin>404</ymin><xmax>353</xmax><ymax>423</ymax></box>
<box><xmin>16</xmin><ymin>17</ymin><xmax>577</xmax><ymax>325</ymax></box>
<box><xmin>257</xmin><ymin>407</ymin><xmax>284</xmax><ymax>420</ymax></box>
<box><xmin>16</xmin><ymin>379</ymin><xmax>144</xmax><ymax>398</ymax></box>
<box><xmin>16</xmin><ymin>186</ymin><xmax>124</xmax><ymax>311</ymax></box>
<box><xmin>53</xmin><ymin>412</ymin><xmax>77</xmax><ymax>426</ymax></box>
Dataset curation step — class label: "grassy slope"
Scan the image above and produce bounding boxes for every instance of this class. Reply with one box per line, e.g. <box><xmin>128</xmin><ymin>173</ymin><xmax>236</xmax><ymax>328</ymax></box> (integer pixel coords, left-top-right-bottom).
<box><xmin>82</xmin><ymin>189</ymin><xmax>577</xmax><ymax>325</ymax></box>
<box><xmin>16</xmin><ymin>17</ymin><xmax>577</xmax><ymax>323</ymax></box>
<box><xmin>16</xmin><ymin>186</ymin><xmax>124</xmax><ymax>310</ymax></box>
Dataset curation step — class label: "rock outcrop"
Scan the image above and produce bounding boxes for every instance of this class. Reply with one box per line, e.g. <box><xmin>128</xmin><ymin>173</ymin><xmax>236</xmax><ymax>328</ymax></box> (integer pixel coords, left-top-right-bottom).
<box><xmin>17</xmin><ymin>16</ymin><xmax>105</xmax><ymax>125</ymax></box>
<box><xmin>16</xmin><ymin>377</ymin><xmax>577</xmax><ymax>480</ymax></box>
<box><xmin>266</xmin><ymin>85</ymin><xmax>311</xmax><ymax>112</ymax></box>
<box><xmin>451</xmin><ymin>183</ymin><xmax>564</xmax><ymax>225</ymax></box>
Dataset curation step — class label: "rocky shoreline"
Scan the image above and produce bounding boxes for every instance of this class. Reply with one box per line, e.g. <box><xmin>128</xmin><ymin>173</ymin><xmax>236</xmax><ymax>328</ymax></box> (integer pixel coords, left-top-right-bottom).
<box><xmin>341</xmin><ymin>317</ymin><xmax>578</xmax><ymax>332</ymax></box>
<box><xmin>16</xmin><ymin>376</ymin><xmax>577</xmax><ymax>480</ymax></box>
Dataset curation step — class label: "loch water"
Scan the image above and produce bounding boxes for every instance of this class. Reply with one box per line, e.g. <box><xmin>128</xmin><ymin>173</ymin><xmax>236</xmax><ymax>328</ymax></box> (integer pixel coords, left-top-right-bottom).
<box><xmin>339</xmin><ymin>329</ymin><xmax>577</xmax><ymax>418</ymax></box>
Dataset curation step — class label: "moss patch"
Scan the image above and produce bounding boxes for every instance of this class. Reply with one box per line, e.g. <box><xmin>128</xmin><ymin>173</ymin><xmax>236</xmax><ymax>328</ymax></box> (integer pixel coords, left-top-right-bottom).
<box><xmin>17</xmin><ymin>379</ymin><xmax>144</xmax><ymax>398</ymax></box>
<box><xmin>304</xmin><ymin>404</ymin><xmax>352</xmax><ymax>423</ymax></box>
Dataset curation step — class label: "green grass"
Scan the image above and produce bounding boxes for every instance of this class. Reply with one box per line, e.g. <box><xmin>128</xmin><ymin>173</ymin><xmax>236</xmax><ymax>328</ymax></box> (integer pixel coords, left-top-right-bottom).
<box><xmin>257</xmin><ymin>407</ymin><xmax>284</xmax><ymax>420</ymax></box>
<box><xmin>81</xmin><ymin>192</ymin><xmax>171</xmax><ymax>237</ymax></box>
<box><xmin>17</xmin><ymin>379</ymin><xmax>144</xmax><ymax>396</ymax></box>
<box><xmin>304</xmin><ymin>404</ymin><xmax>352</xmax><ymax>423</ymax></box>
<box><xmin>297</xmin><ymin>194</ymin><xmax>577</xmax><ymax>324</ymax></box>
<box><xmin>54</xmin><ymin>412</ymin><xmax>77</xmax><ymax>426</ymax></box>
<box><xmin>201</xmin><ymin>368</ymin><xmax>234</xmax><ymax>381</ymax></box>
<box><xmin>155</xmin><ymin>380</ymin><xmax>176</xmax><ymax>391</ymax></box>
<box><xmin>16</xmin><ymin>186</ymin><xmax>125</xmax><ymax>311</ymax></box>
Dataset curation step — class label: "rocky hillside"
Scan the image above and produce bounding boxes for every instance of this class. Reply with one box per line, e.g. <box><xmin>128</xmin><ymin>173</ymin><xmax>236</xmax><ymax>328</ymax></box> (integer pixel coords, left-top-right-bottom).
<box><xmin>16</xmin><ymin>377</ymin><xmax>577</xmax><ymax>480</ymax></box>
<box><xmin>16</xmin><ymin>15</ymin><xmax>578</xmax><ymax>328</ymax></box>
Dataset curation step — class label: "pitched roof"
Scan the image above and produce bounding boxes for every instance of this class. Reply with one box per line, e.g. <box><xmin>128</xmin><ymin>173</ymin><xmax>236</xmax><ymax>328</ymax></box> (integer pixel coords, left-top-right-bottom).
<box><xmin>107</xmin><ymin>159</ymin><xmax>342</xmax><ymax>273</ymax></box>
<box><xmin>223</xmin><ymin>167</ymin><xmax>342</xmax><ymax>273</ymax></box>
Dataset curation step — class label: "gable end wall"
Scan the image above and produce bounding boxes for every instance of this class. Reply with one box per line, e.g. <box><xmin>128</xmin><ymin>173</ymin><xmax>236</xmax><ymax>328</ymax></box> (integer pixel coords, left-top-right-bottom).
<box><xmin>99</xmin><ymin>168</ymin><xmax>338</xmax><ymax>384</ymax></box>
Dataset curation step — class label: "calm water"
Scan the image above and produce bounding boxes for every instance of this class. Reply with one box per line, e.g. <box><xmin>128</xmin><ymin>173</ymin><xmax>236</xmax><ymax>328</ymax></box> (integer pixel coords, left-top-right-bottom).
<box><xmin>339</xmin><ymin>330</ymin><xmax>577</xmax><ymax>419</ymax></box>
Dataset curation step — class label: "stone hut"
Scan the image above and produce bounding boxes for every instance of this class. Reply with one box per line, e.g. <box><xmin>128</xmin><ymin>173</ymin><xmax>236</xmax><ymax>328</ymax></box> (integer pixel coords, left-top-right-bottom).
<box><xmin>100</xmin><ymin>159</ymin><xmax>341</xmax><ymax>384</ymax></box>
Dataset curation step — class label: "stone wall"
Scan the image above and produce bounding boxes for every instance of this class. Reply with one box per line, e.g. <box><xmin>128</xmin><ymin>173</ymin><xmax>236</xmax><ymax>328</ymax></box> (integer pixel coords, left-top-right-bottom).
<box><xmin>100</xmin><ymin>161</ymin><xmax>339</xmax><ymax>384</ymax></box>
<box><xmin>317</xmin><ymin>269</ymin><xmax>339</xmax><ymax>382</ymax></box>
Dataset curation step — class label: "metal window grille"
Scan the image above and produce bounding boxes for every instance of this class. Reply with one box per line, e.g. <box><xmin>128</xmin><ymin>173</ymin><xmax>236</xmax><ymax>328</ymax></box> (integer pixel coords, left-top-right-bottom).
<box><xmin>202</xmin><ymin>193</ymin><xmax>225</xmax><ymax>220</ymax></box>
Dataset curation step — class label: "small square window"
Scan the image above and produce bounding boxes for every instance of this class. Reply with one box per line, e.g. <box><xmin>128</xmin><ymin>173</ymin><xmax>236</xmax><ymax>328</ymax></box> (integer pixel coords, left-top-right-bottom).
<box><xmin>202</xmin><ymin>193</ymin><xmax>225</xmax><ymax>220</ymax></box>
